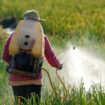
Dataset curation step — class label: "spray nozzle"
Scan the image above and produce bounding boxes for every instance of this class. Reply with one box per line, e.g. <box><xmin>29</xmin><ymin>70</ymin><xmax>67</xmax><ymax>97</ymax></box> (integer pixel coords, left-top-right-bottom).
<box><xmin>73</xmin><ymin>46</ymin><xmax>75</xmax><ymax>50</ymax></box>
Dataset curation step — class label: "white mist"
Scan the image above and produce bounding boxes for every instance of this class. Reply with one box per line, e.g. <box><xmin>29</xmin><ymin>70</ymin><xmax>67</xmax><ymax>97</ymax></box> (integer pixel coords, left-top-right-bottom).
<box><xmin>60</xmin><ymin>46</ymin><xmax>105</xmax><ymax>90</ymax></box>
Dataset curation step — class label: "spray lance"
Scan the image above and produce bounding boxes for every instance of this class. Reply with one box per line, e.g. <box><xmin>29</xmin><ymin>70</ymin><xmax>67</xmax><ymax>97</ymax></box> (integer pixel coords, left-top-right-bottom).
<box><xmin>61</xmin><ymin>46</ymin><xmax>76</xmax><ymax>63</ymax></box>
<box><xmin>45</xmin><ymin>46</ymin><xmax>76</xmax><ymax>100</ymax></box>
<box><xmin>41</xmin><ymin>48</ymin><xmax>75</xmax><ymax>101</ymax></box>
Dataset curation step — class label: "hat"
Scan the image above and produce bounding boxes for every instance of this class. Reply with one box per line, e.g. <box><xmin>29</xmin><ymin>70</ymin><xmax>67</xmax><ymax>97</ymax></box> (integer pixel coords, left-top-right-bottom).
<box><xmin>24</xmin><ymin>10</ymin><xmax>45</xmax><ymax>21</ymax></box>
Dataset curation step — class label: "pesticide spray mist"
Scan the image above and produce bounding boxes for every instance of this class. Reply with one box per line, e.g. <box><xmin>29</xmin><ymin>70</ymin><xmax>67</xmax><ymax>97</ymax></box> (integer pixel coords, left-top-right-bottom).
<box><xmin>60</xmin><ymin>46</ymin><xmax>105</xmax><ymax>90</ymax></box>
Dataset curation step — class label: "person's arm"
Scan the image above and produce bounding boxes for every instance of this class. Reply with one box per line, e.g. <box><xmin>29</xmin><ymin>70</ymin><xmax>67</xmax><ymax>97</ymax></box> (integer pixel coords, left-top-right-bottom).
<box><xmin>2</xmin><ymin>34</ymin><xmax>13</xmax><ymax>63</ymax></box>
<box><xmin>44</xmin><ymin>35</ymin><xmax>62</xmax><ymax>69</ymax></box>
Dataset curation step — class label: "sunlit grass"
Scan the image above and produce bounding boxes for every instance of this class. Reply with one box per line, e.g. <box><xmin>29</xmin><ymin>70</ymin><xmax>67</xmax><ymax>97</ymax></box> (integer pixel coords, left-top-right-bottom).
<box><xmin>0</xmin><ymin>0</ymin><xmax>105</xmax><ymax>42</ymax></box>
<box><xmin>1</xmin><ymin>81</ymin><xmax>105</xmax><ymax>105</ymax></box>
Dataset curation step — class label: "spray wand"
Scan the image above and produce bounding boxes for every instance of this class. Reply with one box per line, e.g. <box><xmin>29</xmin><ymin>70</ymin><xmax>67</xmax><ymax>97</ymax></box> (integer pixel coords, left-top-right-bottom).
<box><xmin>42</xmin><ymin>55</ymin><xmax>69</xmax><ymax>101</ymax></box>
<box><xmin>45</xmin><ymin>47</ymin><xmax>76</xmax><ymax>100</ymax></box>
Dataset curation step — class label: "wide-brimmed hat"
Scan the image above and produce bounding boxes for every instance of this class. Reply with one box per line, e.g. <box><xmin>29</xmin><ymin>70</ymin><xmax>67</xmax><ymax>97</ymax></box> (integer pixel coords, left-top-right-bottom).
<box><xmin>24</xmin><ymin>10</ymin><xmax>45</xmax><ymax>21</ymax></box>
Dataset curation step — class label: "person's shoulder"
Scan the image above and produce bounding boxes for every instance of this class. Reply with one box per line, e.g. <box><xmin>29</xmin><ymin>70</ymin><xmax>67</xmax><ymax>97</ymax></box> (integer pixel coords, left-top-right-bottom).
<box><xmin>7</xmin><ymin>32</ymin><xmax>14</xmax><ymax>40</ymax></box>
<box><xmin>44</xmin><ymin>34</ymin><xmax>48</xmax><ymax>40</ymax></box>
<box><xmin>44</xmin><ymin>34</ymin><xmax>47</xmax><ymax>38</ymax></box>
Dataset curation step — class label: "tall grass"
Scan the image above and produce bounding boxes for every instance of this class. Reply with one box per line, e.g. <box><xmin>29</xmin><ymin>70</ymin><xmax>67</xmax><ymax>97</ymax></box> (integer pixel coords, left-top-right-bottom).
<box><xmin>2</xmin><ymin>82</ymin><xmax>105</xmax><ymax>105</ymax></box>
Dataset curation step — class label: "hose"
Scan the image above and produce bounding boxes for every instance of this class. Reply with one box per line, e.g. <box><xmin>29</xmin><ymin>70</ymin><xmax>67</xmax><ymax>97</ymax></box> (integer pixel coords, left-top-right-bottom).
<box><xmin>42</xmin><ymin>68</ymin><xmax>67</xmax><ymax>101</ymax></box>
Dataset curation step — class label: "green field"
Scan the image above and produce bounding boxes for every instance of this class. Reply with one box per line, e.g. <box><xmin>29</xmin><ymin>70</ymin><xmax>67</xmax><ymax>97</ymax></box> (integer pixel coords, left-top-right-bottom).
<box><xmin>0</xmin><ymin>0</ymin><xmax>105</xmax><ymax>42</ymax></box>
<box><xmin>0</xmin><ymin>0</ymin><xmax>105</xmax><ymax>104</ymax></box>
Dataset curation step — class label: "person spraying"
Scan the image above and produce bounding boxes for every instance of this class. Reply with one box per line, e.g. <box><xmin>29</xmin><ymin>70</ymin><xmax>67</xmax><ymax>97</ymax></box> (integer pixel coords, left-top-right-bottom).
<box><xmin>2</xmin><ymin>10</ymin><xmax>62</xmax><ymax>104</ymax></box>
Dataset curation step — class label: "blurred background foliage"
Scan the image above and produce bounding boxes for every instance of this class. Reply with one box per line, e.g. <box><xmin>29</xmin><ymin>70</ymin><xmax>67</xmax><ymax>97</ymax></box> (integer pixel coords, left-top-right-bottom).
<box><xmin>0</xmin><ymin>0</ymin><xmax>105</xmax><ymax>43</ymax></box>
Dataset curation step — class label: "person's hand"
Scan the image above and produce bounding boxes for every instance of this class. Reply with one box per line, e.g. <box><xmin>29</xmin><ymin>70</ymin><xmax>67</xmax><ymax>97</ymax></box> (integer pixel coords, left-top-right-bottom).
<box><xmin>57</xmin><ymin>64</ymin><xmax>63</xmax><ymax>70</ymax></box>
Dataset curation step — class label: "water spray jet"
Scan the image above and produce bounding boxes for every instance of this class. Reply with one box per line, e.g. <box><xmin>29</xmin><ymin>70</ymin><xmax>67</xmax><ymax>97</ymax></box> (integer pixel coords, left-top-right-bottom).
<box><xmin>60</xmin><ymin>46</ymin><xmax>105</xmax><ymax>90</ymax></box>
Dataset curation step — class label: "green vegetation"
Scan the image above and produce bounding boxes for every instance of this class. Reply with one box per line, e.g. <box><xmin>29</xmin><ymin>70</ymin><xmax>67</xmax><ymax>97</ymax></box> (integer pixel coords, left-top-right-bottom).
<box><xmin>0</xmin><ymin>0</ymin><xmax>105</xmax><ymax>43</ymax></box>
<box><xmin>0</xmin><ymin>0</ymin><xmax>105</xmax><ymax>104</ymax></box>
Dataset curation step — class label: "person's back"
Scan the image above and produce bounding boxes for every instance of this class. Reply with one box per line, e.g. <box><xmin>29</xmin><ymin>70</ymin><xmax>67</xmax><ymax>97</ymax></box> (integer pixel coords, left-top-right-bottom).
<box><xmin>2</xmin><ymin>10</ymin><xmax>62</xmax><ymax>104</ymax></box>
